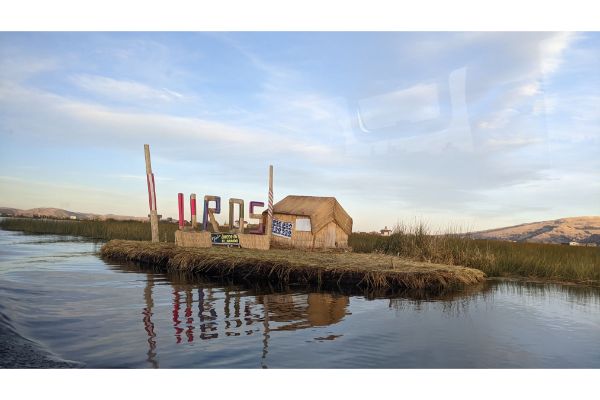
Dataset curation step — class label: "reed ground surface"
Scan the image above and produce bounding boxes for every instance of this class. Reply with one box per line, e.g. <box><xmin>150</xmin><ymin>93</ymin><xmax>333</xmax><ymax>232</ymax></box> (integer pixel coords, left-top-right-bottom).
<box><xmin>100</xmin><ymin>239</ymin><xmax>486</xmax><ymax>291</ymax></box>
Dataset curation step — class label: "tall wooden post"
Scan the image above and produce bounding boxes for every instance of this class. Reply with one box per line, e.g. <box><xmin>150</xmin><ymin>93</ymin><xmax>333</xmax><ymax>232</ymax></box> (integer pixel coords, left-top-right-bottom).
<box><xmin>144</xmin><ymin>144</ymin><xmax>160</xmax><ymax>242</ymax></box>
<box><xmin>190</xmin><ymin>193</ymin><xmax>197</xmax><ymax>230</ymax></box>
<box><xmin>178</xmin><ymin>193</ymin><xmax>185</xmax><ymax>230</ymax></box>
<box><xmin>267</xmin><ymin>165</ymin><xmax>273</xmax><ymax>240</ymax></box>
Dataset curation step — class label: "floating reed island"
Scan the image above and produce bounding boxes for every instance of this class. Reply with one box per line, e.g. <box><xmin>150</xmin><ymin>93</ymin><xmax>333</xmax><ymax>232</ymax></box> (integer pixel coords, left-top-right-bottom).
<box><xmin>102</xmin><ymin>145</ymin><xmax>483</xmax><ymax>291</ymax></box>
<box><xmin>100</xmin><ymin>240</ymin><xmax>486</xmax><ymax>291</ymax></box>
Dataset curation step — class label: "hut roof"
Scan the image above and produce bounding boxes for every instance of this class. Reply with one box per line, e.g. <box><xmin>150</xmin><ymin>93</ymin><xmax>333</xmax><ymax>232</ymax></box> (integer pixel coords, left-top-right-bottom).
<box><xmin>266</xmin><ymin>195</ymin><xmax>353</xmax><ymax>235</ymax></box>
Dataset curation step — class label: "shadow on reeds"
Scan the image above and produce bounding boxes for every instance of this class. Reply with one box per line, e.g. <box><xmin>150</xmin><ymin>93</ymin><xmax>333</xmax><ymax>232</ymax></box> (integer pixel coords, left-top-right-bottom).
<box><xmin>107</xmin><ymin>258</ymin><xmax>491</xmax><ymax>302</ymax></box>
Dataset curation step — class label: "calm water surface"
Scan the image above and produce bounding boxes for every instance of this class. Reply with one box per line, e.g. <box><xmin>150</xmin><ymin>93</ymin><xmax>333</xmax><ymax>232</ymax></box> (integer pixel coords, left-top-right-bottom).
<box><xmin>1</xmin><ymin>229</ymin><xmax>599</xmax><ymax>368</ymax></box>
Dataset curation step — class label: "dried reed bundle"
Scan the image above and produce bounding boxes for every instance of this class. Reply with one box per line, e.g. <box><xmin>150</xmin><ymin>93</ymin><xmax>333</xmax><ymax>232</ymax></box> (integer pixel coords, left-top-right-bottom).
<box><xmin>101</xmin><ymin>240</ymin><xmax>486</xmax><ymax>291</ymax></box>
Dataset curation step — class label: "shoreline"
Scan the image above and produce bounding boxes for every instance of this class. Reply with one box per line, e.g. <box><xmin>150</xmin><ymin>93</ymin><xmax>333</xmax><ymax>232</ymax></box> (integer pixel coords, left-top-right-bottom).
<box><xmin>1</xmin><ymin>223</ymin><xmax>597</xmax><ymax>288</ymax></box>
<box><xmin>487</xmin><ymin>276</ymin><xmax>600</xmax><ymax>288</ymax></box>
<box><xmin>100</xmin><ymin>240</ymin><xmax>486</xmax><ymax>291</ymax></box>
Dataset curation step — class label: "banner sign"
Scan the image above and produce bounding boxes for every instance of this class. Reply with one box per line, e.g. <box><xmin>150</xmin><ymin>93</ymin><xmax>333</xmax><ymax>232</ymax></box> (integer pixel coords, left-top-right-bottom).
<box><xmin>272</xmin><ymin>219</ymin><xmax>293</xmax><ymax>239</ymax></box>
<box><xmin>211</xmin><ymin>233</ymin><xmax>240</xmax><ymax>246</ymax></box>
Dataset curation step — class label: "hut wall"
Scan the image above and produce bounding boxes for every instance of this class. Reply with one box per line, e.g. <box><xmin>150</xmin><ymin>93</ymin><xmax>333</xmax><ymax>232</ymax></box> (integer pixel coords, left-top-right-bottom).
<box><xmin>175</xmin><ymin>231</ymin><xmax>212</xmax><ymax>248</ymax></box>
<box><xmin>335</xmin><ymin>224</ymin><xmax>349</xmax><ymax>248</ymax></box>
<box><xmin>313</xmin><ymin>221</ymin><xmax>349</xmax><ymax>248</ymax></box>
<box><xmin>175</xmin><ymin>230</ymin><xmax>270</xmax><ymax>250</ymax></box>
<box><xmin>270</xmin><ymin>213</ymin><xmax>314</xmax><ymax>249</ymax></box>
<box><xmin>238</xmin><ymin>233</ymin><xmax>270</xmax><ymax>250</ymax></box>
<box><xmin>270</xmin><ymin>213</ymin><xmax>349</xmax><ymax>249</ymax></box>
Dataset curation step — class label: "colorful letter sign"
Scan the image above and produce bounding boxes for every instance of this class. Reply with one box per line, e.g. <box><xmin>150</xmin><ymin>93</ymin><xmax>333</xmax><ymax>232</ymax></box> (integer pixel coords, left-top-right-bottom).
<box><xmin>228</xmin><ymin>198</ymin><xmax>245</xmax><ymax>233</ymax></box>
<box><xmin>203</xmin><ymin>195</ymin><xmax>221</xmax><ymax>232</ymax></box>
<box><xmin>249</xmin><ymin>201</ymin><xmax>265</xmax><ymax>234</ymax></box>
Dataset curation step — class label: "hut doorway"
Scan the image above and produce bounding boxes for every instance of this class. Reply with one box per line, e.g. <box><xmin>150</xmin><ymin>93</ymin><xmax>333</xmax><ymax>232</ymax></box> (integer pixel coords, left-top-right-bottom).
<box><xmin>325</xmin><ymin>224</ymin><xmax>336</xmax><ymax>247</ymax></box>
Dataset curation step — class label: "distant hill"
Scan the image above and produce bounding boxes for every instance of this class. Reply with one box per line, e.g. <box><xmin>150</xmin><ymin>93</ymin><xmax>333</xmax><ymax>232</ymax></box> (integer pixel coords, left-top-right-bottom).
<box><xmin>471</xmin><ymin>216</ymin><xmax>600</xmax><ymax>245</ymax></box>
<box><xmin>0</xmin><ymin>207</ymin><xmax>147</xmax><ymax>222</ymax></box>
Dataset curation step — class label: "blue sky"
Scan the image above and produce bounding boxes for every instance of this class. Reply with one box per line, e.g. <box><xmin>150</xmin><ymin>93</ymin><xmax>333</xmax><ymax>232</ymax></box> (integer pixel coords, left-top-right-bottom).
<box><xmin>0</xmin><ymin>32</ymin><xmax>598</xmax><ymax>231</ymax></box>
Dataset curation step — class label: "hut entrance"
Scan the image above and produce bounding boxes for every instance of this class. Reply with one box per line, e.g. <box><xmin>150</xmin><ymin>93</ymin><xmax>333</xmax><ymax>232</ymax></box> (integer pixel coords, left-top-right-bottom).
<box><xmin>325</xmin><ymin>224</ymin><xmax>336</xmax><ymax>247</ymax></box>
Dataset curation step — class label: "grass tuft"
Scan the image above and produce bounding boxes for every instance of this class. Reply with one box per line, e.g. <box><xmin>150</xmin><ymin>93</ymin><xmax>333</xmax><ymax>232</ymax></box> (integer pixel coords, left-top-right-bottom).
<box><xmin>349</xmin><ymin>221</ymin><xmax>600</xmax><ymax>284</ymax></box>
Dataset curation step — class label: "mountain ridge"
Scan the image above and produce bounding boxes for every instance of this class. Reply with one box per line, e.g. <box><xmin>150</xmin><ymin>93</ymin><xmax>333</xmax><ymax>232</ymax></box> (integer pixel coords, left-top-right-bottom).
<box><xmin>0</xmin><ymin>207</ymin><xmax>147</xmax><ymax>222</ymax></box>
<box><xmin>471</xmin><ymin>216</ymin><xmax>600</xmax><ymax>245</ymax></box>
<box><xmin>2</xmin><ymin>207</ymin><xmax>599</xmax><ymax>244</ymax></box>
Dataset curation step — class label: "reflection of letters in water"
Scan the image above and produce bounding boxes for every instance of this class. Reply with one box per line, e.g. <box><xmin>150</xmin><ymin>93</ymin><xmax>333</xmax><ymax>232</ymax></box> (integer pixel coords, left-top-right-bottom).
<box><xmin>272</xmin><ymin>219</ymin><xmax>293</xmax><ymax>238</ymax></box>
<box><xmin>295</xmin><ymin>218</ymin><xmax>311</xmax><ymax>232</ymax></box>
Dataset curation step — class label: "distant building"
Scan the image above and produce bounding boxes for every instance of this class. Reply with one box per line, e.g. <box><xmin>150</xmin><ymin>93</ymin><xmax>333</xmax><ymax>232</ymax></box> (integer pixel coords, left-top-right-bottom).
<box><xmin>380</xmin><ymin>226</ymin><xmax>392</xmax><ymax>236</ymax></box>
<box><xmin>69</xmin><ymin>216</ymin><xmax>77</xmax><ymax>220</ymax></box>
<box><xmin>569</xmin><ymin>241</ymin><xmax>582</xmax><ymax>246</ymax></box>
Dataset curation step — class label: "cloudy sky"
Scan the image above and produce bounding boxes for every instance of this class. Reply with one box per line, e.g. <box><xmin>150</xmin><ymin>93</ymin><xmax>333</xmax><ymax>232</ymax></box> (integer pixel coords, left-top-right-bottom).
<box><xmin>0</xmin><ymin>32</ymin><xmax>598</xmax><ymax>231</ymax></box>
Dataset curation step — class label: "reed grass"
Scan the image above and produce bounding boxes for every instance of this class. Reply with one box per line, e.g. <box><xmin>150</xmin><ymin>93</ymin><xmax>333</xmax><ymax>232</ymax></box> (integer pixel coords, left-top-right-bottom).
<box><xmin>2</xmin><ymin>217</ymin><xmax>599</xmax><ymax>285</ymax></box>
<box><xmin>100</xmin><ymin>239</ymin><xmax>486</xmax><ymax>291</ymax></box>
<box><xmin>349</xmin><ymin>222</ymin><xmax>600</xmax><ymax>285</ymax></box>
<box><xmin>0</xmin><ymin>217</ymin><xmax>179</xmax><ymax>242</ymax></box>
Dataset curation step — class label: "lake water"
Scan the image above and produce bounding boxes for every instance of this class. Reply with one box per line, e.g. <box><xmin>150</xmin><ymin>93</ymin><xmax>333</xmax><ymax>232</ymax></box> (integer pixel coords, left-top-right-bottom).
<box><xmin>1</xmin><ymin>228</ymin><xmax>599</xmax><ymax>368</ymax></box>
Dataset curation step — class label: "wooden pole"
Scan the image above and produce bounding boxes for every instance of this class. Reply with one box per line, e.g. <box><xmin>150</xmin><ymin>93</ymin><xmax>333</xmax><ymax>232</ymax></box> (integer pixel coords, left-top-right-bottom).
<box><xmin>267</xmin><ymin>165</ymin><xmax>273</xmax><ymax>240</ymax></box>
<box><xmin>178</xmin><ymin>193</ymin><xmax>185</xmax><ymax>230</ymax></box>
<box><xmin>190</xmin><ymin>193</ymin><xmax>197</xmax><ymax>230</ymax></box>
<box><xmin>144</xmin><ymin>144</ymin><xmax>160</xmax><ymax>242</ymax></box>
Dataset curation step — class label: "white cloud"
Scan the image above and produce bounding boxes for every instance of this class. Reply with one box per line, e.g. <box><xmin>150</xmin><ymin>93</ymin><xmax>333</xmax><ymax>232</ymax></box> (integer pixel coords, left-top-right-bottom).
<box><xmin>0</xmin><ymin>82</ymin><xmax>336</xmax><ymax>163</ymax></box>
<box><xmin>112</xmin><ymin>174</ymin><xmax>173</xmax><ymax>182</ymax></box>
<box><xmin>539</xmin><ymin>32</ymin><xmax>578</xmax><ymax>75</ymax></box>
<box><xmin>71</xmin><ymin>74</ymin><xmax>185</xmax><ymax>102</ymax></box>
<box><xmin>474</xmin><ymin>33</ymin><xmax>578</xmax><ymax>131</ymax></box>
<box><xmin>477</xmin><ymin>108</ymin><xmax>519</xmax><ymax>130</ymax></box>
<box><xmin>485</xmin><ymin>137</ymin><xmax>544</xmax><ymax>149</ymax></box>
<box><xmin>357</xmin><ymin>83</ymin><xmax>440</xmax><ymax>131</ymax></box>
<box><xmin>0</xmin><ymin>56</ymin><xmax>59</xmax><ymax>82</ymax></box>
<box><xmin>518</xmin><ymin>82</ymin><xmax>540</xmax><ymax>97</ymax></box>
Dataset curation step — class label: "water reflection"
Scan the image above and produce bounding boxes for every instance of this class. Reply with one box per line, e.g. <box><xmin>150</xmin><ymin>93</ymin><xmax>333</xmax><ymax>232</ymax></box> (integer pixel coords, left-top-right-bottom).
<box><xmin>257</xmin><ymin>293</ymin><xmax>349</xmax><ymax>331</ymax></box>
<box><xmin>142</xmin><ymin>274</ymin><xmax>158</xmax><ymax>368</ymax></box>
<box><xmin>156</xmin><ymin>272</ymin><xmax>354</xmax><ymax>367</ymax></box>
<box><xmin>122</xmin><ymin>261</ymin><xmax>499</xmax><ymax>368</ymax></box>
<box><xmin>4</xmin><ymin>230</ymin><xmax>600</xmax><ymax>368</ymax></box>
<box><xmin>388</xmin><ymin>282</ymin><xmax>493</xmax><ymax>316</ymax></box>
<box><xmin>126</xmin><ymin>262</ymin><xmax>600</xmax><ymax>367</ymax></box>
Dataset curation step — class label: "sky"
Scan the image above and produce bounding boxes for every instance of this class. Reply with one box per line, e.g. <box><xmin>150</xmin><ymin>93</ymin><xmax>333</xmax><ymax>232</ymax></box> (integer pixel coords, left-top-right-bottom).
<box><xmin>0</xmin><ymin>32</ymin><xmax>598</xmax><ymax>232</ymax></box>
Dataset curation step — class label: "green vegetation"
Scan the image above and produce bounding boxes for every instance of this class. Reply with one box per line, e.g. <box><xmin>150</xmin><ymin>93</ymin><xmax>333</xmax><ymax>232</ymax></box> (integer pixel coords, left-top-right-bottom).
<box><xmin>350</xmin><ymin>223</ymin><xmax>600</xmax><ymax>285</ymax></box>
<box><xmin>2</xmin><ymin>217</ymin><xmax>599</xmax><ymax>285</ymax></box>
<box><xmin>0</xmin><ymin>217</ymin><xmax>179</xmax><ymax>242</ymax></box>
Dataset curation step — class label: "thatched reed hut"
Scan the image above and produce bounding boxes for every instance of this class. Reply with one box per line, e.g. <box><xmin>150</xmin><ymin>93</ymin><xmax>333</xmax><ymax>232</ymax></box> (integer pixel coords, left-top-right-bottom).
<box><xmin>264</xmin><ymin>195</ymin><xmax>353</xmax><ymax>249</ymax></box>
